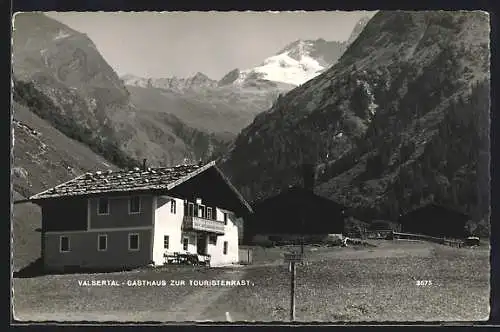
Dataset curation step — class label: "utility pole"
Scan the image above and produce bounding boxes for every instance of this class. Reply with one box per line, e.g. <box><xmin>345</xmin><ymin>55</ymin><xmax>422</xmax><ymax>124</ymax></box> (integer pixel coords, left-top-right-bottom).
<box><xmin>284</xmin><ymin>252</ymin><xmax>302</xmax><ymax>322</ymax></box>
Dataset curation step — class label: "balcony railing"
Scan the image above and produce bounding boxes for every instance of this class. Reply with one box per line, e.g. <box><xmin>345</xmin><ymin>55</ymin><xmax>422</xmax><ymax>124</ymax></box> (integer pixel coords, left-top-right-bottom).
<box><xmin>182</xmin><ymin>215</ymin><xmax>225</xmax><ymax>234</ymax></box>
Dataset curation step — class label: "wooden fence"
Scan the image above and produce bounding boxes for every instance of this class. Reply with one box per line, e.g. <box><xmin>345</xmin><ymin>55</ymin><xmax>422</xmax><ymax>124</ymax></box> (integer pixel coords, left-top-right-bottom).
<box><xmin>392</xmin><ymin>232</ymin><xmax>463</xmax><ymax>248</ymax></box>
<box><xmin>366</xmin><ymin>230</ymin><xmax>393</xmax><ymax>239</ymax></box>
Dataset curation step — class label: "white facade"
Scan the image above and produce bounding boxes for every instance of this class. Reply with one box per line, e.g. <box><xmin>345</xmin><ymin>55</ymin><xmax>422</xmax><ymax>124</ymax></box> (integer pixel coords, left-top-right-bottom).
<box><xmin>209</xmin><ymin>207</ymin><xmax>239</xmax><ymax>266</ymax></box>
<box><xmin>152</xmin><ymin>195</ymin><xmax>239</xmax><ymax>267</ymax></box>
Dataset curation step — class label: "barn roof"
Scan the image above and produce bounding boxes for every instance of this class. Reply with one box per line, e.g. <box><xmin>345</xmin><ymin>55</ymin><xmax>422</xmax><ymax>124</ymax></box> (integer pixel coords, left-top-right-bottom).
<box><xmin>27</xmin><ymin>161</ymin><xmax>252</xmax><ymax>212</ymax></box>
<box><xmin>252</xmin><ymin>186</ymin><xmax>346</xmax><ymax>211</ymax></box>
<box><xmin>400</xmin><ymin>202</ymin><xmax>470</xmax><ymax>219</ymax></box>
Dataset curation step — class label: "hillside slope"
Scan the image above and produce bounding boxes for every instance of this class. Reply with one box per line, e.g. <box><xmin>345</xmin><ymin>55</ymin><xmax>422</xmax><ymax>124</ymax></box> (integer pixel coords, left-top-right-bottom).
<box><xmin>126</xmin><ymin>85</ymin><xmax>254</xmax><ymax>137</ymax></box>
<box><xmin>220</xmin><ymin>11</ymin><xmax>490</xmax><ymax>235</ymax></box>
<box><xmin>12</xmin><ymin>101</ymin><xmax>120</xmax><ymax>271</ymax></box>
<box><xmin>12</xmin><ymin>13</ymin><xmax>226</xmax><ymax>168</ymax></box>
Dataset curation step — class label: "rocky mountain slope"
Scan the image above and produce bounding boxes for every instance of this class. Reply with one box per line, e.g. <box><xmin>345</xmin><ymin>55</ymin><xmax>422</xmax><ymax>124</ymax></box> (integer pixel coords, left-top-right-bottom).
<box><xmin>220</xmin><ymin>11</ymin><xmax>490</xmax><ymax>235</ymax></box>
<box><xmin>346</xmin><ymin>15</ymin><xmax>372</xmax><ymax>45</ymax></box>
<box><xmin>12</xmin><ymin>13</ymin><xmax>227</xmax><ymax>170</ymax></box>
<box><xmin>122</xmin><ymin>71</ymin><xmax>218</xmax><ymax>92</ymax></box>
<box><xmin>122</xmin><ymin>71</ymin><xmax>294</xmax><ymax>134</ymax></box>
<box><xmin>125</xmin><ymin>84</ymin><xmax>274</xmax><ymax>136</ymax></box>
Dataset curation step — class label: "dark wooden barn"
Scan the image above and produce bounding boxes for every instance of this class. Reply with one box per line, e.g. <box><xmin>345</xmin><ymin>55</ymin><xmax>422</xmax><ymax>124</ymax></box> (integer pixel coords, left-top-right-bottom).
<box><xmin>398</xmin><ymin>203</ymin><xmax>471</xmax><ymax>239</ymax></box>
<box><xmin>246</xmin><ymin>186</ymin><xmax>346</xmax><ymax>243</ymax></box>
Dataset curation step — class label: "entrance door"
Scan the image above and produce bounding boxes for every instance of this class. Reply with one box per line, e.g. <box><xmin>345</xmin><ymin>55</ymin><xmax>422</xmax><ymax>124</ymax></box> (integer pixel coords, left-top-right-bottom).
<box><xmin>197</xmin><ymin>234</ymin><xmax>207</xmax><ymax>255</ymax></box>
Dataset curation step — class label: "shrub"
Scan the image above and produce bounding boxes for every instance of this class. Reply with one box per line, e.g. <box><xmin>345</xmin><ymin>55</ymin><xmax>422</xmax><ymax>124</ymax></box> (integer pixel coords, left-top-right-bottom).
<box><xmin>251</xmin><ymin>237</ymin><xmax>275</xmax><ymax>248</ymax></box>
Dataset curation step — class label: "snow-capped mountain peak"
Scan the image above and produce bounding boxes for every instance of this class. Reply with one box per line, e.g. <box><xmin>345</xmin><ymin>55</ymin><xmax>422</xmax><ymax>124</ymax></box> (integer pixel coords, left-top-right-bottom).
<box><xmin>236</xmin><ymin>42</ymin><xmax>325</xmax><ymax>86</ymax></box>
<box><xmin>231</xmin><ymin>37</ymin><xmax>357</xmax><ymax>87</ymax></box>
<box><xmin>224</xmin><ymin>17</ymin><xmax>371</xmax><ymax>88</ymax></box>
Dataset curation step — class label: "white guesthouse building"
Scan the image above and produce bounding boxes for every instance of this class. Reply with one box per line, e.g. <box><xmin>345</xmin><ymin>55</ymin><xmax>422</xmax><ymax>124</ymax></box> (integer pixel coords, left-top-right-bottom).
<box><xmin>27</xmin><ymin>161</ymin><xmax>253</xmax><ymax>272</ymax></box>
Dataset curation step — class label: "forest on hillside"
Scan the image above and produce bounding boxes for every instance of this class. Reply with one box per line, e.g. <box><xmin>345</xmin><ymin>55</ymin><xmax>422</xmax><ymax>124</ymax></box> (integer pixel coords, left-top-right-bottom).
<box><xmin>13</xmin><ymin>79</ymin><xmax>140</xmax><ymax>169</ymax></box>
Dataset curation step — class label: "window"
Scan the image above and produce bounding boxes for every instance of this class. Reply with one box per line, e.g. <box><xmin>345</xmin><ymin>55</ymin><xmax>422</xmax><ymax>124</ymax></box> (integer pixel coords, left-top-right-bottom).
<box><xmin>184</xmin><ymin>201</ymin><xmax>188</xmax><ymax>215</ymax></box>
<box><xmin>209</xmin><ymin>235</ymin><xmax>217</xmax><ymax>245</ymax></box>
<box><xmin>98</xmin><ymin>234</ymin><xmax>107</xmax><ymax>251</ymax></box>
<box><xmin>128</xmin><ymin>233</ymin><xmax>140</xmax><ymax>251</ymax></box>
<box><xmin>170</xmin><ymin>199</ymin><xmax>176</xmax><ymax>214</ymax></box>
<box><xmin>129</xmin><ymin>196</ymin><xmax>141</xmax><ymax>214</ymax></box>
<box><xmin>164</xmin><ymin>235</ymin><xmax>169</xmax><ymax>249</ymax></box>
<box><xmin>207</xmin><ymin>207</ymin><xmax>212</xmax><ymax>220</ymax></box>
<box><xmin>188</xmin><ymin>203</ymin><xmax>194</xmax><ymax>216</ymax></box>
<box><xmin>199</xmin><ymin>205</ymin><xmax>205</xmax><ymax>218</ymax></box>
<box><xmin>60</xmin><ymin>236</ymin><xmax>70</xmax><ymax>253</ymax></box>
<box><xmin>183</xmin><ymin>237</ymin><xmax>189</xmax><ymax>251</ymax></box>
<box><xmin>194</xmin><ymin>204</ymin><xmax>199</xmax><ymax>217</ymax></box>
<box><xmin>97</xmin><ymin>197</ymin><xmax>109</xmax><ymax>215</ymax></box>
<box><xmin>223</xmin><ymin>241</ymin><xmax>228</xmax><ymax>255</ymax></box>
<box><xmin>223</xmin><ymin>212</ymin><xmax>228</xmax><ymax>225</ymax></box>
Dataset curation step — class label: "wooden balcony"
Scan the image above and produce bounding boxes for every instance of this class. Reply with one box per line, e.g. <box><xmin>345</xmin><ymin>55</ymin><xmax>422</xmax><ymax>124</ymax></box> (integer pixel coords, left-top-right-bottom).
<box><xmin>182</xmin><ymin>216</ymin><xmax>225</xmax><ymax>234</ymax></box>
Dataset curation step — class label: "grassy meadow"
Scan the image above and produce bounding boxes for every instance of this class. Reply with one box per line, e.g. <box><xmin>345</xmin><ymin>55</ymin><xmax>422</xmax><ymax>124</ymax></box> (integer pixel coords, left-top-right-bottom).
<box><xmin>12</xmin><ymin>240</ymin><xmax>490</xmax><ymax>322</ymax></box>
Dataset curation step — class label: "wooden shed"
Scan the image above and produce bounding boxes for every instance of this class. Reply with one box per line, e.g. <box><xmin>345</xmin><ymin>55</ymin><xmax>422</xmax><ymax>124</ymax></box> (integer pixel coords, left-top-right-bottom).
<box><xmin>246</xmin><ymin>186</ymin><xmax>346</xmax><ymax>243</ymax></box>
<box><xmin>398</xmin><ymin>203</ymin><xmax>471</xmax><ymax>239</ymax></box>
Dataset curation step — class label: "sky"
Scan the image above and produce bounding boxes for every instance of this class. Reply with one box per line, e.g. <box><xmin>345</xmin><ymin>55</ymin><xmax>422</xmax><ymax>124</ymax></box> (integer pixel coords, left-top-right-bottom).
<box><xmin>46</xmin><ymin>11</ymin><xmax>377</xmax><ymax>80</ymax></box>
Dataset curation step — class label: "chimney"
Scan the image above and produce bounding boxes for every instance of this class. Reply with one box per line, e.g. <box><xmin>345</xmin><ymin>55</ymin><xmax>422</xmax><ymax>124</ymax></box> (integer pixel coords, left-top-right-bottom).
<box><xmin>142</xmin><ymin>158</ymin><xmax>147</xmax><ymax>171</ymax></box>
<box><xmin>302</xmin><ymin>163</ymin><xmax>316</xmax><ymax>192</ymax></box>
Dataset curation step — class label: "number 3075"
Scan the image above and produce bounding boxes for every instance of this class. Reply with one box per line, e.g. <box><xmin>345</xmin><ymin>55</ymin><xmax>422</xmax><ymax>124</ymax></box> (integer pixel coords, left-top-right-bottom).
<box><xmin>416</xmin><ymin>280</ymin><xmax>432</xmax><ymax>286</ymax></box>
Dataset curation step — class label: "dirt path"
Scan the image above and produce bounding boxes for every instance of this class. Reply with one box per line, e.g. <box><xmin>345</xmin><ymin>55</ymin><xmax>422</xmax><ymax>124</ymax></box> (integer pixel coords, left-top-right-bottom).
<box><xmin>14</xmin><ymin>268</ymin><xmax>248</xmax><ymax>323</ymax></box>
<box><xmin>164</xmin><ymin>269</ymin><xmax>246</xmax><ymax>322</ymax></box>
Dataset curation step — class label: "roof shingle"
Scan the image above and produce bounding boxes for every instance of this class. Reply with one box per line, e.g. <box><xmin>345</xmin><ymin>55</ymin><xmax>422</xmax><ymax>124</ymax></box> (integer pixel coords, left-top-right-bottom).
<box><xmin>29</xmin><ymin>162</ymin><xmax>211</xmax><ymax>201</ymax></box>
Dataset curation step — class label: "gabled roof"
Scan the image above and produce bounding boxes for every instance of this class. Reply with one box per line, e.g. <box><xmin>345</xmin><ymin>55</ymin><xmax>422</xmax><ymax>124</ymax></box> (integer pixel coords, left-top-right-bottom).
<box><xmin>252</xmin><ymin>185</ymin><xmax>345</xmax><ymax>211</ymax></box>
<box><xmin>400</xmin><ymin>202</ymin><xmax>470</xmax><ymax>219</ymax></box>
<box><xmin>27</xmin><ymin>161</ymin><xmax>252</xmax><ymax>212</ymax></box>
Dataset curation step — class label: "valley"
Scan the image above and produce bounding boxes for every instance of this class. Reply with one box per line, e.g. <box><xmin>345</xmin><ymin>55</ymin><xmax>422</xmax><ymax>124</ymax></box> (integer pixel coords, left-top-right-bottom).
<box><xmin>11</xmin><ymin>11</ymin><xmax>491</xmax><ymax>275</ymax></box>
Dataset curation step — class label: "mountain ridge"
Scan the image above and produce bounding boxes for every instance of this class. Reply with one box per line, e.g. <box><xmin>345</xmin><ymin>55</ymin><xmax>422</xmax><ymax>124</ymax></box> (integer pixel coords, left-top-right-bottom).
<box><xmin>125</xmin><ymin>15</ymin><xmax>371</xmax><ymax>91</ymax></box>
<box><xmin>219</xmin><ymin>10</ymin><xmax>490</xmax><ymax>235</ymax></box>
<box><xmin>12</xmin><ymin>13</ymin><xmax>230</xmax><ymax>170</ymax></box>
<box><xmin>120</xmin><ymin>16</ymin><xmax>371</xmax><ymax>139</ymax></box>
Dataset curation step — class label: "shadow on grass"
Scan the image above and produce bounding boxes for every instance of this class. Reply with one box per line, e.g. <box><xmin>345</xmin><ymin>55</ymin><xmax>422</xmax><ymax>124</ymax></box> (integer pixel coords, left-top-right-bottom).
<box><xmin>13</xmin><ymin>258</ymin><xmax>137</xmax><ymax>278</ymax></box>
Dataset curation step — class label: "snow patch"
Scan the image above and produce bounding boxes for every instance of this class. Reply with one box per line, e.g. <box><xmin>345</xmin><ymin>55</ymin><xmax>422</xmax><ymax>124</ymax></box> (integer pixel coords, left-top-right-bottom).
<box><xmin>234</xmin><ymin>41</ymin><xmax>326</xmax><ymax>87</ymax></box>
<box><xmin>250</xmin><ymin>52</ymin><xmax>324</xmax><ymax>86</ymax></box>
<box><xmin>40</xmin><ymin>48</ymin><xmax>49</xmax><ymax>66</ymax></box>
<box><xmin>53</xmin><ymin>30</ymin><xmax>72</xmax><ymax>41</ymax></box>
<box><xmin>122</xmin><ymin>76</ymin><xmax>150</xmax><ymax>88</ymax></box>
<box><xmin>13</xmin><ymin>167</ymin><xmax>29</xmax><ymax>179</ymax></box>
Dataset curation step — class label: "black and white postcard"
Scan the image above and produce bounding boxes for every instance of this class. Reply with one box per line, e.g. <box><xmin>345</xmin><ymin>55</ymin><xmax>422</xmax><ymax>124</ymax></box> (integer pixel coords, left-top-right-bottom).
<box><xmin>11</xmin><ymin>10</ymin><xmax>491</xmax><ymax>323</ymax></box>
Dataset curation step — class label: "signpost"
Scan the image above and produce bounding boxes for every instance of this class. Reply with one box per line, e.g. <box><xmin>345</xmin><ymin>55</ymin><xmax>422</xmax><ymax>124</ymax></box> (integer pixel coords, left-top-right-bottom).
<box><xmin>284</xmin><ymin>252</ymin><xmax>303</xmax><ymax>322</ymax></box>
